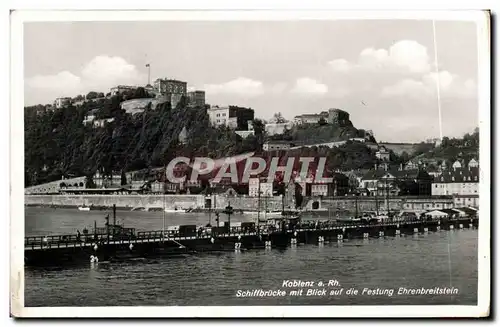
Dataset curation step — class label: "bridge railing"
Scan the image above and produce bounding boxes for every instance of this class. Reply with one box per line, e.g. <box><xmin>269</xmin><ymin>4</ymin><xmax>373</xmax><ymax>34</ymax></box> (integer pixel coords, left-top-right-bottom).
<box><xmin>24</xmin><ymin>216</ymin><xmax>477</xmax><ymax>249</ymax></box>
<box><xmin>24</xmin><ymin>233</ymin><xmax>136</xmax><ymax>249</ymax></box>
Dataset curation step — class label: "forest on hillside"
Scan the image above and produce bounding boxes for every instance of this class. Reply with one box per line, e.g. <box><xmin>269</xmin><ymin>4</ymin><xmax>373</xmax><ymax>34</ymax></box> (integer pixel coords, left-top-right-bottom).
<box><xmin>24</xmin><ymin>90</ymin><xmax>261</xmax><ymax>187</ymax></box>
<box><xmin>411</xmin><ymin>128</ymin><xmax>480</xmax><ymax>166</ymax></box>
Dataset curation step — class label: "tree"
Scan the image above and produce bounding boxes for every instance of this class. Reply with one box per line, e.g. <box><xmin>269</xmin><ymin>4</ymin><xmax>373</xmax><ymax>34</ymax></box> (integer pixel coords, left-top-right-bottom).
<box><xmin>121</xmin><ymin>170</ymin><xmax>127</xmax><ymax>186</ymax></box>
<box><xmin>133</xmin><ymin>87</ymin><xmax>148</xmax><ymax>99</ymax></box>
<box><xmin>85</xmin><ymin>175</ymin><xmax>96</xmax><ymax>189</ymax></box>
<box><xmin>318</xmin><ymin>117</ymin><xmax>327</xmax><ymax>126</ymax></box>
<box><xmin>294</xmin><ymin>183</ymin><xmax>304</xmax><ymax>209</ymax></box>
<box><xmin>400</xmin><ymin>151</ymin><xmax>410</xmax><ymax>163</ymax></box>
<box><xmin>272</xmin><ymin>112</ymin><xmax>287</xmax><ymax>124</ymax></box>
<box><xmin>86</xmin><ymin>91</ymin><xmax>99</xmax><ymax>100</ymax></box>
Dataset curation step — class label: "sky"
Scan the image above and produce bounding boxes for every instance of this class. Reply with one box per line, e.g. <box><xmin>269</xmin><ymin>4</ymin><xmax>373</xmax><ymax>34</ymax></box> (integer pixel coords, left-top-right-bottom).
<box><xmin>24</xmin><ymin>20</ymin><xmax>480</xmax><ymax>143</ymax></box>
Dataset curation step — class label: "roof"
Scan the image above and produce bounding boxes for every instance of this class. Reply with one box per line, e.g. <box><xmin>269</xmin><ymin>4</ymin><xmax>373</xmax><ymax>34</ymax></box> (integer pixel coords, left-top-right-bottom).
<box><xmin>264</xmin><ymin>140</ymin><xmax>291</xmax><ymax>145</ymax></box>
<box><xmin>297</xmin><ymin>114</ymin><xmax>321</xmax><ymax>119</ymax></box>
<box><xmin>435</xmin><ymin>167</ymin><xmax>479</xmax><ymax>183</ymax></box>
<box><xmin>458</xmin><ymin>207</ymin><xmax>478</xmax><ymax>216</ymax></box>
<box><xmin>424</xmin><ymin>210</ymin><xmax>448</xmax><ymax>216</ymax></box>
<box><xmin>440</xmin><ymin>208</ymin><xmax>459</xmax><ymax>215</ymax></box>
<box><xmin>362</xmin><ymin>170</ymin><xmax>393</xmax><ymax>180</ymax></box>
<box><xmin>361</xmin><ymin>169</ymin><xmax>430</xmax><ymax>181</ymax></box>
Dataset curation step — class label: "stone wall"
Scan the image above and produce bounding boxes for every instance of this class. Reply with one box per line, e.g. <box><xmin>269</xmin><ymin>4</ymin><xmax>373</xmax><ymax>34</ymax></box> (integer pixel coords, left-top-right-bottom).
<box><xmin>210</xmin><ymin>195</ymin><xmax>285</xmax><ymax>211</ymax></box>
<box><xmin>25</xmin><ymin>194</ymin><xmax>205</xmax><ymax>210</ymax></box>
<box><xmin>25</xmin><ymin>194</ymin><xmax>456</xmax><ymax>212</ymax></box>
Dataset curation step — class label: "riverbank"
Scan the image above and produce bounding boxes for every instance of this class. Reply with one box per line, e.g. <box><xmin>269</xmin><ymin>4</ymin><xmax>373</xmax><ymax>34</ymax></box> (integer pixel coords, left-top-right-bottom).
<box><xmin>25</xmin><ymin>194</ymin><xmax>458</xmax><ymax>213</ymax></box>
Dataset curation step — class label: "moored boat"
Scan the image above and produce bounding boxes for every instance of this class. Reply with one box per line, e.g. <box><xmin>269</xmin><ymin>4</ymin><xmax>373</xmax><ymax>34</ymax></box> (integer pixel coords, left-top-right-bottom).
<box><xmin>78</xmin><ymin>205</ymin><xmax>91</xmax><ymax>211</ymax></box>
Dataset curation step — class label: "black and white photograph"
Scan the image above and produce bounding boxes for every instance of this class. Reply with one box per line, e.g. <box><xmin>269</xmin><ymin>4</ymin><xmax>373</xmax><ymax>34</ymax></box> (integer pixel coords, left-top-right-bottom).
<box><xmin>10</xmin><ymin>10</ymin><xmax>490</xmax><ymax>318</ymax></box>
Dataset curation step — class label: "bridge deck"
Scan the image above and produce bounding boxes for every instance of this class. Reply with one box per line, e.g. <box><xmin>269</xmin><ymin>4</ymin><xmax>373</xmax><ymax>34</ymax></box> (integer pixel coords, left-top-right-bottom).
<box><xmin>21</xmin><ymin>218</ymin><xmax>457</xmax><ymax>251</ymax></box>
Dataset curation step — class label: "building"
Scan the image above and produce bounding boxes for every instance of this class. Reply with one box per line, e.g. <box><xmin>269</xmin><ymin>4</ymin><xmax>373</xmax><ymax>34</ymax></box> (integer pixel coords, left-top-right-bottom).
<box><xmin>54</xmin><ymin>97</ymin><xmax>72</xmax><ymax>109</ymax></box>
<box><xmin>93</xmin><ymin>171</ymin><xmax>122</xmax><ymax>188</ymax></box>
<box><xmin>349</xmin><ymin>137</ymin><xmax>366</xmax><ymax>143</ymax></box>
<box><xmin>311</xmin><ymin>183</ymin><xmax>329</xmax><ymax>197</ymax></box>
<box><xmin>328</xmin><ymin>108</ymin><xmax>350</xmax><ymax>126</ymax></box>
<box><xmin>452</xmin><ymin>160</ymin><xmax>463</xmax><ymax>169</ymax></box>
<box><xmin>263</xmin><ymin>141</ymin><xmax>291</xmax><ymax>151</ymax></box>
<box><xmin>154</xmin><ymin>78</ymin><xmax>188</xmax><ymax>109</ymax></box>
<box><xmin>187</xmin><ymin>90</ymin><xmax>206</xmax><ymax>107</ymax></box>
<box><xmin>361</xmin><ymin>168</ymin><xmax>432</xmax><ymax>197</ymax></box>
<box><xmin>293</xmin><ymin>112</ymin><xmax>328</xmax><ymax>125</ymax></box>
<box><xmin>154</xmin><ymin>78</ymin><xmax>187</xmax><ymax>95</ymax></box>
<box><xmin>431</xmin><ymin>166</ymin><xmax>479</xmax><ymax>207</ymax></box>
<box><xmin>207</xmin><ymin>105</ymin><xmax>254</xmax><ymax>129</ymax></box>
<box><xmin>468</xmin><ymin>158</ymin><xmax>479</xmax><ymax>168</ymax></box>
<box><xmin>82</xmin><ymin>109</ymin><xmax>99</xmax><ymax>125</ymax></box>
<box><xmin>110</xmin><ymin>85</ymin><xmax>138</xmax><ymax>96</ymax></box>
<box><xmin>93</xmin><ymin>118</ymin><xmax>115</xmax><ymax>128</ymax></box>
<box><xmin>235</xmin><ymin>130</ymin><xmax>255</xmax><ymax>138</ymax></box>
<box><xmin>265</xmin><ymin>122</ymin><xmax>294</xmax><ymax>136</ymax></box>
<box><xmin>248</xmin><ymin>178</ymin><xmax>273</xmax><ymax>197</ymax></box>
<box><xmin>405</xmin><ymin>160</ymin><xmax>420</xmax><ymax>170</ymax></box>
<box><xmin>376</xmin><ymin>146</ymin><xmax>391</xmax><ymax>161</ymax></box>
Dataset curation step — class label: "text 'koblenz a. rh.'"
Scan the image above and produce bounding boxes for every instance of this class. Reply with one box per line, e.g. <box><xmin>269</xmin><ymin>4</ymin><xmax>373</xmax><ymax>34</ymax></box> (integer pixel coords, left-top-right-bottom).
<box><xmin>282</xmin><ymin>280</ymin><xmax>340</xmax><ymax>287</ymax></box>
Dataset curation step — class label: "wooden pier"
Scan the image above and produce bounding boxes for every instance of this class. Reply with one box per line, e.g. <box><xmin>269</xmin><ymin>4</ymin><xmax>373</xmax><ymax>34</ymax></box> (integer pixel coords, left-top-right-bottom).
<box><xmin>24</xmin><ymin>216</ymin><xmax>479</xmax><ymax>267</ymax></box>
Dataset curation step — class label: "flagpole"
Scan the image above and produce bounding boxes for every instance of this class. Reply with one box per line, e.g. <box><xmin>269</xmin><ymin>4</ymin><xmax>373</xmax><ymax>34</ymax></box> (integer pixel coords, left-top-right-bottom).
<box><xmin>146</xmin><ymin>63</ymin><xmax>151</xmax><ymax>85</ymax></box>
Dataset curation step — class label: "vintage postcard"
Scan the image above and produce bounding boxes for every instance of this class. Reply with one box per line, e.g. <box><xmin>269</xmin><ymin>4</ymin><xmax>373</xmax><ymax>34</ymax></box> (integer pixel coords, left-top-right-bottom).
<box><xmin>10</xmin><ymin>10</ymin><xmax>490</xmax><ymax>318</ymax></box>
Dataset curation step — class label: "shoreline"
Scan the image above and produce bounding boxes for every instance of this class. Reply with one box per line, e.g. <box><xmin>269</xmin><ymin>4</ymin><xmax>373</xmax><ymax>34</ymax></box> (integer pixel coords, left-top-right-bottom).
<box><xmin>24</xmin><ymin>203</ymin><xmax>338</xmax><ymax>217</ymax></box>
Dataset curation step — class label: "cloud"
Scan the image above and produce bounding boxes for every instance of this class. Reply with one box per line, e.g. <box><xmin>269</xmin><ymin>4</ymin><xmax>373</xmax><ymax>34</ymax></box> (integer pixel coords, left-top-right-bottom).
<box><xmin>25</xmin><ymin>55</ymin><xmax>146</xmax><ymax>104</ymax></box>
<box><xmin>27</xmin><ymin>71</ymin><xmax>81</xmax><ymax>91</ymax></box>
<box><xmin>329</xmin><ymin>40</ymin><xmax>431</xmax><ymax>74</ymax></box>
<box><xmin>291</xmin><ymin>77</ymin><xmax>328</xmax><ymax>95</ymax></box>
<box><xmin>204</xmin><ymin>77</ymin><xmax>264</xmax><ymax>97</ymax></box>
<box><xmin>381</xmin><ymin>71</ymin><xmax>476</xmax><ymax>99</ymax></box>
<box><xmin>80</xmin><ymin>56</ymin><xmax>145</xmax><ymax>88</ymax></box>
<box><xmin>327</xmin><ymin>40</ymin><xmax>476</xmax><ymax>101</ymax></box>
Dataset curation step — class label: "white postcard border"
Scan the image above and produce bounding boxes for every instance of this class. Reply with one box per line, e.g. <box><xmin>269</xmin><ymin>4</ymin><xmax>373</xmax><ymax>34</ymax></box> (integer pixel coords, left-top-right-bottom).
<box><xmin>10</xmin><ymin>9</ymin><xmax>491</xmax><ymax>318</ymax></box>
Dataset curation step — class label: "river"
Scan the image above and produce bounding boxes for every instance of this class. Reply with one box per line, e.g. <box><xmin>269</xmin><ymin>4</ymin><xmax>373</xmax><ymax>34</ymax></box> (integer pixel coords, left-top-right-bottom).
<box><xmin>24</xmin><ymin>207</ymin><xmax>478</xmax><ymax>306</ymax></box>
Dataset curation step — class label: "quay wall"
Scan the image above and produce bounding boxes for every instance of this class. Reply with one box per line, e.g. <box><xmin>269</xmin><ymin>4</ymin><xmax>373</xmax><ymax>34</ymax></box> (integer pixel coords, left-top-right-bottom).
<box><xmin>25</xmin><ymin>194</ymin><xmax>456</xmax><ymax>212</ymax></box>
<box><xmin>304</xmin><ymin>196</ymin><xmax>455</xmax><ymax>212</ymax></box>
<box><xmin>25</xmin><ymin>194</ymin><xmax>205</xmax><ymax>210</ymax></box>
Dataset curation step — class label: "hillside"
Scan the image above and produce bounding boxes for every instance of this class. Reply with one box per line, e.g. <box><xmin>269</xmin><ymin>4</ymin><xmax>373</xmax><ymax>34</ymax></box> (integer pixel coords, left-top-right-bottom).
<box><xmin>410</xmin><ymin>129</ymin><xmax>479</xmax><ymax>165</ymax></box>
<box><xmin>266</xmin><ymin>117</ymin><xmax>373</xmax><ymax>145</ymax></box>
<box><xmin>24</xmin><ymin>93</ymin><xmax>257</xmax><ymax>187</ymax></box>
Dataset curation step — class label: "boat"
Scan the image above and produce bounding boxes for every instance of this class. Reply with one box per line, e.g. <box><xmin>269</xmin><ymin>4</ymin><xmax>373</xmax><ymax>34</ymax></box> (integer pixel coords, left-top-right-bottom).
<box><xmin>164</xmin><ymin>208</ymin><xmax>191</xmax><ymax>213</ymax></box>
<box><xmin>78</xmin><ymin>206</ymin><xmax>91</xmax><ymax>211</ymax></box>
